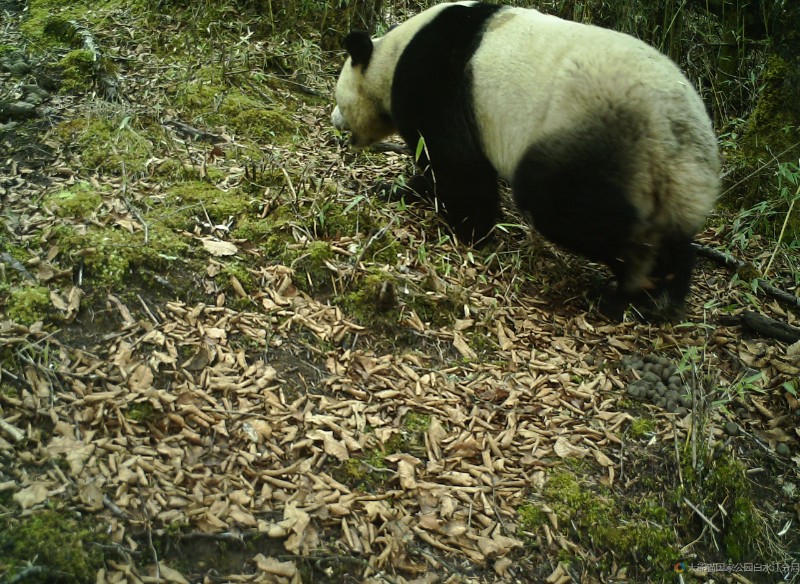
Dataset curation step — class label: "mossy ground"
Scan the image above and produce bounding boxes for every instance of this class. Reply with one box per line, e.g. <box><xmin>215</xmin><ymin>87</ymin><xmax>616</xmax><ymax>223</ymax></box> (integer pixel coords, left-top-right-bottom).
<box><xmin>0</xmin><ymin>509</ymin><xmax>108</xmax><ymax>582</ymax></box>
<box><xmin>44</xmin><ymin>182</ymin><xmax>104</xmax><ymax>218</ymax></box>
<box><xmin>680</xmin><ymin>448</ymin><xmax>764</xmax><ymax>562</ymax></box>
<box><xmin>532</xmin><ymin>466</ymin><xmax>678</xmax><ymax>581</ymax></box>
<box><xmin>7</xmin><ymin>285</ymin><xmax>51</xmax><ymax>325</ymax></box>
<box><xmin>54</xmin><ymin>115</ymin><xmax>156</xmax><ymax>176</ymax></box>
<box><xmin>52</xmin><ymin>218</ymin><xmax>194</xmax><ymax>290</ymax></box>
<box><xmin>2</xmin><ymin>0</ymin><xmax>797</xmax><ymax>582</ymax></box>
<box><xmin>722</xmin><ymin>54</ymin><xmax>800</xmax><ymax>241</ymax></box>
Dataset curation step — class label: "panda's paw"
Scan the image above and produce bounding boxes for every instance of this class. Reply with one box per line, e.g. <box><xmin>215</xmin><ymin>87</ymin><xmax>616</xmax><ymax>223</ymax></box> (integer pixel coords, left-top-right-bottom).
<box><xmin>372</xmin><ymin>176</ymin><xmax>430</xmax><ymax>203</ymax></box>
<box><xmin>372</xmin><ymin>181</ymin><xmax>398</xmax><ymax>200</ymax></box>
<box><xmin>599</xmin><ymin>289</ymin><xmax>686</xmax><ymax>323</ymax></box>
<box><xmin>597</xmin><ymin>292</ymin><xmax>628</xmax><ymax>322</ymax></box>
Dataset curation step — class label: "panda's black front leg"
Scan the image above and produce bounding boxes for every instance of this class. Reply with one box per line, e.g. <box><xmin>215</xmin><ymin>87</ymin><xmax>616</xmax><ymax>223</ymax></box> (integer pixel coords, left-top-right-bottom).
<box><xmin>375</xmin><ymin>155</ymin><xmax>500</xmax><ymax>246</ymax></box>
<box><xmin>436</xmin><ymin>170</ymin><xmax>500</xmax><ymax>246</ymax></box>
<box><xmin>373</xmin><ymin>174</ymin><xmax>432</xmax><ymax>204</ymax></box>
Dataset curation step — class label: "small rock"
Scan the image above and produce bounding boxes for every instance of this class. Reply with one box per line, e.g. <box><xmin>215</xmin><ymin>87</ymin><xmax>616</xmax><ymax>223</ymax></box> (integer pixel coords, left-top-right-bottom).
<box><xmin>668</xmin><ymin>375</ymin><xmax>682</xmax><ymax>386</ymax></box>
<box><xmin>674</xmin><ymin>407</ymin><xmax>688</xmax><ymax>416</ymax></box>
<box><xmin>21</xmin><ymin>84</ymin><xmax>50</xmax><ymax>99</ymax></box>
<box><xmin>666</xmin><ymin>400</ymin><xmax>677</xmax><ymax>413</ymax></box>
<box><xmin>656</xmin><ymin>397</ymin><xmax>667</xmax><ymax>408</ymax></box>
<box><xmin>626</xmin><ymin>386</ymin><xmax>641</xmax><ymax>398</ymax></box>
<box><xmin>662</xmin><ymin>366</ymin><xmax>677</xmax><ymax>381</ymax></box>
<box><xmin>680</xmin><ymin>396</ymin><xmax>692</xmax><ymax>408</ymax></box>
<box><xmin>0</xmin><ymin>100</ymin><xmax>37</xmax><ymax>120</ymax></box>
<box><xmin>665</xmin><ymin>390</ymin><xmax>679</xmax><ymax>402</ymax></box>
<box><xmin>723</xmin><ymin>421</ymin><xmax>738</xmax><ymax>436</ymax></box>
<box><xmin>776</xmin><ymin>443</ymin><xmax>791</xmax><ymax>456</ymax></box>
<box><xmin>584</xmin><ymin>356</ymin><xmax>595</xmax><ymax>366</ymax></box>
<box><xmin>650</xmin><ymin>363</ymin><xmax>663</xmax><ymax>377</ymax></box>
<box><xmin>21</xmin><ymin>92</ymin><xmax>43</xmax><ymax>106</ymax></box>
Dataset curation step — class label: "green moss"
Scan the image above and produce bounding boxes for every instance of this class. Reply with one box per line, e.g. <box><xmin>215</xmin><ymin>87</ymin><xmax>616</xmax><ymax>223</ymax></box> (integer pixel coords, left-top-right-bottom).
<box><xmin>312</xmin><ymin>196</ymin><xmax>377</xmax><ymax>240</ymax></box>
<box><xmin>44</xmin><ymin>182</ymin><xmax>103</xmax><ymax>218</ymax></box>
<box><xmin>54</xmin><ymin>116</ymin><xmax>154</xmax><ymax>176</ymax></box>
<box><xmin>291</xmin><ymin>241</ymin><xmax>334</xmax><ymax>293</ymax></box>
<box><xmin>54</xmin><ymin>219</ymin><xmax>191</xmax><ymax>289</ymax></box>
<box><xmin>403</xmin><ymin>411</ymin><xmax>431</xmax><ymax>432</ymax></box>
<box><xmin>170</xmin><ymin>78</ymin><xmax>299</xmax><ymax>142</ymax></box>
<box><xmin>727</xmin><ymin>55</ymin><xmax>800</xmax><ymax>240</ymax></box>
<box><xmin>165</xmin><ymin>182</ymin><xmax>256</xmax><ymax>228</ymax></box>
<box><xmin>231</xmin><ymin>218</ymin><xmax>273</xmax><ymax>242</ymax></box>
<box><xmin>7</xmin><ymin>285</ymin><xmax>50</xmax><ymax>325</ymax></box>
<box><xmin>543</xmin><ymin>468</ymin><xmax>677</xmax><ymax>580</ymax></box>
<box><xmin>20</xmin><ymin>4</ymin><xmax>89</xmax><ymax>47</ymax></box>
<box><xmin>384</xmin><ymin>422</ymin><xmax>427</xmax><ymax>458</ymax></box>
<box><xmin>221</xmin><ymin>261</ymin><xmax>255</xmax><ymax>292</ymax></box>
<box><xmin>58</xmin><ymin>48</ymin><xmax>94</xmax><ymax>93</ymax></box>
<box><xmin>334</xmin><ymin>451</ymin><xmax>391</xmax><ymax>492</ymax></box>
<box><xmin>676</xmin><ymin>446</ymin><xmax>766</xmax><ymax>562</ymax></box>
<box><xmin>126</xmin><ymin>401</ymin><xmax>155</xmax><ymax>422</ymax></box>
<box><xmin>517</xmin><ymin>503</ymin><xmax>547</xmax><ymax>538</ymax></box>
<box><xmin>219</xmin><ymin>93</ymin><xmax>298</xmax><ymax>141</ymax></box>
<box><xmin>703</xmin><ymin>456</ymin><xmax>761</xmax><ymax>561</ymax></box>
<box><xmin>335</xmin><ymin>273</ymin><xmax>398</xmax><ymax>327</ymax></box>
<box><xmin>406</xmin><ymin>287</ymin><xmax>464</xmax><ymax>329</ymax></box>
<box><xmin>628</xmin><ymin>417</ymin><xmax>657</xmax><ymax>439</ymax></box>
<box><xmin>0</xmin><ymin>509</ymin><xmax>106</xmax><ymax>581</ymax></box>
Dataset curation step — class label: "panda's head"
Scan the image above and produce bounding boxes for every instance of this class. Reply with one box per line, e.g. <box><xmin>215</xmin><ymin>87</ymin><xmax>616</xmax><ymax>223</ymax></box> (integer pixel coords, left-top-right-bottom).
<box><xmin>332</xmin><ymin>31</ymin><xmax>397</xmax><ymax>148</ymax></box>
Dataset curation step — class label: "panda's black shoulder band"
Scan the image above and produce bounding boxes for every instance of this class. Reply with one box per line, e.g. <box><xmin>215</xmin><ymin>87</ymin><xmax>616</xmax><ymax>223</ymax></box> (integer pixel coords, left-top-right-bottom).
<box><xmin>344</xmin><ymin>31</ymin><xmax>373</xmax><ymax>69</ymax></box>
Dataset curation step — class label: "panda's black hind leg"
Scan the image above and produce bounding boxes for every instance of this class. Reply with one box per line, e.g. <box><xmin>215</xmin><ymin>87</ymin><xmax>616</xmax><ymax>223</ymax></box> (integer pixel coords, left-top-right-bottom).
<box><xmin>602</xmin><ymin>236</ymin><xmax>697</xmax><ymax>322</ymax></box>
<box><xmin>648</xmin><ymin>234</ymin><xmax>697</xmax><ymax>319</ymax></box>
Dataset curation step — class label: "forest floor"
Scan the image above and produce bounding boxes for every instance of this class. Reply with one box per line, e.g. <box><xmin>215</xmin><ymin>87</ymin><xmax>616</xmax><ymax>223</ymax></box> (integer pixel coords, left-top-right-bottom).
<box><xmin>1</xmin><ymin>1</ymin><xmax>799</xmax><ymax>583</ymax></box>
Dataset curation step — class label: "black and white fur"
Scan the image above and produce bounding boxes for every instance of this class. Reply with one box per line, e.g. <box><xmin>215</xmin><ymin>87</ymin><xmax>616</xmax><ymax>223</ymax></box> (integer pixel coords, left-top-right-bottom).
<box><xmin>332</xmin><ymin>1</ymin><xmax>720</xmax><ymax>317</ymax></box>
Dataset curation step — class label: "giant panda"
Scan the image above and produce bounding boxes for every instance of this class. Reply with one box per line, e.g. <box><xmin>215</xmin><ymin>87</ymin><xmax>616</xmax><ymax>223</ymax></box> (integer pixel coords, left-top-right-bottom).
<box><xmin>331</xmin><ymin>1</ymin><xmax>720</xmax><ymax>318</ymax></box>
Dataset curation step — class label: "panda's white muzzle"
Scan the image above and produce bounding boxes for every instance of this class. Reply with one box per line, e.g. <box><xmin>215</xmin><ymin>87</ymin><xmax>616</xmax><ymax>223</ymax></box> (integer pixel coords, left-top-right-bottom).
<box><xmin>331</xmin><ymin>106</ymin><xmax>350</xmax><ymax>131</ymax></box>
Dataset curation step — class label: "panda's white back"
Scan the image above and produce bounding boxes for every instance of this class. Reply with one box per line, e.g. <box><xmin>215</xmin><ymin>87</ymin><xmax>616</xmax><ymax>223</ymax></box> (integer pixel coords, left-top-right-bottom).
<box><xmin>471</xmin><ymin>7</ymin><xmax>719</xmax><ymax>230</ymax></box>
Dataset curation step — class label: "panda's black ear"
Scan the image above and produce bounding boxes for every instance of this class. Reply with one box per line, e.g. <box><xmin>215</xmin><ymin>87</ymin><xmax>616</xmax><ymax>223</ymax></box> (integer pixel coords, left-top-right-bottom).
<box><xmin>344</xmin><ymin>31</ymin><xmax>373</xmax><ymax>69</ymax></box>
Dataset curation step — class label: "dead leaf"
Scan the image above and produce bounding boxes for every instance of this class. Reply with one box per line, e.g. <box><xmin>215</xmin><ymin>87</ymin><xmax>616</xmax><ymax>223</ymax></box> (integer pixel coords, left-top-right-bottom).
<box><xmin>453</xmin><ymin>331</ymin><xmax>477</xmax><ymax>360</ymax></box>
<box><xmin>78</xmin><ymin>482</ymin><xmax>104</xmax><ymax>511</ymax></box>
<box><xmin>182</xmin><ymin>346</ymin><xmax>211</xmax><ymax>371</ymax></box>
<box><xmin>13</xmin><ymin>482</ymin><xmax>49</xmax><ymax>509</ymax></box>
<box><xmin>202</xmin><ymin>238</ymin><xmax>238</xmax><ymax>257</ymax></box>
<box><xmin>397</xmin><ymin>459</ymin><xmax>417</xmax><ymax>489</ymax></box>
<box><xmin>129</xmin><ymin>364</ymin><xmax>154</xmax><ymax>391</ymax></box>
<box><xmin>475</xmin><ymin>533</ymin><xmax>522</xmax><ymax>557</ymax></box>
<box><xmin>156</xmin><ymin>562</ymin><xmax>190</xmax><ymax>584</ymax></box>
<box><xmin>494</xmin><ymin>556</ymin><xmax>514</xmax><ymax>577</ymax></box>
<box><xmin>554</xmin><ymin>436</ymin><xmax>588</xmax><ymax>459</ymax></box>
<box><xmin>253</xmin><ymin>554</ymin><xmax>297</xmax><ymax>577</ymax></box>
<box><xmin>593</xmin><ymin>449</ymin><xmax>614</xmax><ymax>467</ymax></box>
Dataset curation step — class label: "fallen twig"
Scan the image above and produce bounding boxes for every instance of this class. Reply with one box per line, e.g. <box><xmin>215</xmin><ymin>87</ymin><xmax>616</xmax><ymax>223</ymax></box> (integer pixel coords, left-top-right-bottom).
<box><xmin>682</xmin><ymin>497</ymin><xmax>721</xmax><ymax>533</ymax></box>
<box><xmin>718</xmin><ymin>311</ymin><xmax>800</xmax><ymax>343</ymax></box>
<box><xmin>694</xmin><ymin>244</ymin><xmax>800</xmax><ymax>310</ymax></box>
